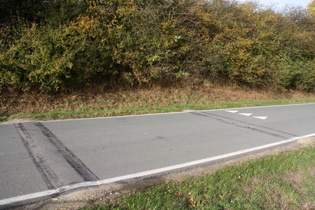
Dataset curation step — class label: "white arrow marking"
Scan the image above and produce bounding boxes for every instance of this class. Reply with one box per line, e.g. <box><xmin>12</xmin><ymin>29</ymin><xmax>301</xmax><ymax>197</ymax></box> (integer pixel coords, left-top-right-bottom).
<box><xmin>253</xmin><ymin>116</ymin><xmax>268</xmax><ymax>120</ymax></box>
<box><xmin>238</xmin><ymin>113</ymin><xmax>253</xmax><ymax>116</ymax></box>
<box><xmin>225</xmin><ymin>110</ymin><xmax>238</xmax><ymax>113</ymax></box>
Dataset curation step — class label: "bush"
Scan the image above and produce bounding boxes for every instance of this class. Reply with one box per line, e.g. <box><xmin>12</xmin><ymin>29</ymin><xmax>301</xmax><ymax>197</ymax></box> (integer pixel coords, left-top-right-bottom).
<box><xmin>276</xmin><ymin>57</ymin><xmax>315</xmax><ymax>91</ymax></box>
<box><xmin>1</xmin><ymin>0</ymin><xmax>315</xmax><ymax>93</ymax></box>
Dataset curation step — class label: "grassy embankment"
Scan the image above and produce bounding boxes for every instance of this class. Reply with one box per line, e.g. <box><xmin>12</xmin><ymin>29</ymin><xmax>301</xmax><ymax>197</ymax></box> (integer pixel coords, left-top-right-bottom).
<box><xmin>84</xmin><ymin>142</ymin><xmax>315</xmax><ymax>209</ymax></box>
<box><xmin>1</xmin><ymin>85</ymin><xmax>315</xmax><ymax>122</ymax></box>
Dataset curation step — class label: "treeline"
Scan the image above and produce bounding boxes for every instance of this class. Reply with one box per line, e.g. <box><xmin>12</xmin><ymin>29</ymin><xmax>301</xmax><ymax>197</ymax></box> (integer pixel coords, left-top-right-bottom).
<box><xmin>1</xmin><ymin>0</ymin><xmax>315</xmax><ymax>92</ymax></box>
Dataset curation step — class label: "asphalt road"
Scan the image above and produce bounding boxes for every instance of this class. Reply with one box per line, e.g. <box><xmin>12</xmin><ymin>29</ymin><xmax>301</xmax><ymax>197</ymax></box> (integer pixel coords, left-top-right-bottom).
<box><xmin>0</xmin><ymin>103</ymin><xmax>314</xmax><ymax>208</ymax></box>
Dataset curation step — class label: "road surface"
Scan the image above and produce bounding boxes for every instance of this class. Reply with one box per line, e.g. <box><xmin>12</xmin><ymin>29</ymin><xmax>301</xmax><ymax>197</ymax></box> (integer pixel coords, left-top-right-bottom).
<box><xmin>0</xmin><ymin>103</ymin><xmax>314</xmax><ymax>208</ymax></box>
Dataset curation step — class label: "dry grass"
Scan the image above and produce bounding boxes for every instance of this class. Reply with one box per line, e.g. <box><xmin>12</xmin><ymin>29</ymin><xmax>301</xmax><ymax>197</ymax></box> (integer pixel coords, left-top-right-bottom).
<box><xmin>1</xmin><ymin>84</ymin><xmax>315</xmax><ymax>122</ymax></box>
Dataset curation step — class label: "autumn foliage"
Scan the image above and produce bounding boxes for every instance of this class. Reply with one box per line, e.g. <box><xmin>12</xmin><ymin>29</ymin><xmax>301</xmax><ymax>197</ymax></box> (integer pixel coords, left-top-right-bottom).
<box><xmin>1</xmin><ymin>0</ymin><xmax>315</xmax><ymax>92</ymax></box>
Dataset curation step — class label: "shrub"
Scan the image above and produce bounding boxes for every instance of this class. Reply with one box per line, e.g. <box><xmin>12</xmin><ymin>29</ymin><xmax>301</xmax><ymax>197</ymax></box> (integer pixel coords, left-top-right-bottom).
<box><xmin>1</xmin><ymin>0</ymin><xmax>315</xmax><ymax>93</ymax></box>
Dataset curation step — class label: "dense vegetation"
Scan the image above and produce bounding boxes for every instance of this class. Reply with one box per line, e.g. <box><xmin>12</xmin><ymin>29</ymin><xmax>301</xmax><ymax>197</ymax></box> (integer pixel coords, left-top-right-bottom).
<box><xmin>1</xmin><ymin>0</ymin><xmax>315</xmax><ymax>93</ymax></box>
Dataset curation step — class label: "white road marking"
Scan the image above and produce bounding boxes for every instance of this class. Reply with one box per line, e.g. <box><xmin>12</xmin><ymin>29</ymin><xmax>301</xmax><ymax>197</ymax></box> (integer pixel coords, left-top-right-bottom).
<box><xmin>0</xmin><ymin>190</ymin><xmax>58</xmax><ymax>207</ymax></box>
<box><xmin>1</xmin><ymin>133</ymin><xmax>314</xmax><ymax>208</ymax></box>
<box><xmin>226</xmin><ymin>110</ymin><xmax>268</xmax><ymax>120</ymax></box>
<box><xmin>239</xmin><ymin>113</ymin><xmax>253</xmax><ymax>116</ymax></box>
<box><xmin>225</xmin><ymin>110</ymin><xmax>239</xmax><ymax>113</ymax></box>
<box><xmin>253</xmin><ymin>116</ymin><xmax>268</xmax><ymax>120</ymax></box>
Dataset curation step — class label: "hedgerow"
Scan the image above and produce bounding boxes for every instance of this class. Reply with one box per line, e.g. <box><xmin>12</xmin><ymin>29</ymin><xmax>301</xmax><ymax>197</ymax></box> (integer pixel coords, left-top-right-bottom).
<box><xmin>1</xmin><ymin>0</ymin><xmax>315</xmax><ymax>92</ymax></box>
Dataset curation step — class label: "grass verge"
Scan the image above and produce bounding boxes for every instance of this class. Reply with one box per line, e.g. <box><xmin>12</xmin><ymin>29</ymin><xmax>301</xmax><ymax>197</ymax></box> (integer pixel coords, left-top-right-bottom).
<box><xmin>3</xmin><ymin>98</ymin><xmax>315</xmax><ymax>122</ymax></box>
<box><xmin>87</xmin><ymin>145</ymin><xmax>315</xmax><ymax>209</ymax></box>
<box><xmin>1</xmin><ymin>85</ymin><xmax>315</xmax><ymax>122</ymax></box>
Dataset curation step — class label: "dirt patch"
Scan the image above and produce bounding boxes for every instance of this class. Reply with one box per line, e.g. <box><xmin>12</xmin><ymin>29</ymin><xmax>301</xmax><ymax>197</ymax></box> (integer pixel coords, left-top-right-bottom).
<box><xmin>243</xmin><ymin>177</ymin><xmax>261</xmax><ymax>194</ymax></box>
<box><xmin>286</xmin><ymin>170</ymin><xmax>308</xmax><ymax>196</ymax></box>
<box><xmin>11</xmin><ymin>137</ymin><xmax>314</xmax><ymax>210</ymax></box>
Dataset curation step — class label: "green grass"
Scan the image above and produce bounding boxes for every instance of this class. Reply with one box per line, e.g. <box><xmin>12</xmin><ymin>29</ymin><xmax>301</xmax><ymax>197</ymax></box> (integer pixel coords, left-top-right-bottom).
<box><xmin>3</xmin><ymin>98</ymin><xmax>315</xmax><ymax>122</ymax></box>
<box><xmin>87</xmin><ymin>146</ymin><xmax>315</xmax><ymax>209</ymax></box>
<box><xmin>2</xmin><ymin>85</ymin><xmax>315</xmax><ymax>122</ymax></box>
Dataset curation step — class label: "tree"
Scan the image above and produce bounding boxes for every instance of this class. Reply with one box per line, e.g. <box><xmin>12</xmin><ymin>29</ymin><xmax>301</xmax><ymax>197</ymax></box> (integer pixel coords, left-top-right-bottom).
<box><xmin>307</xmin><ymin>0</ymin><xmax>315</xmax><ymax>17</ymax></box>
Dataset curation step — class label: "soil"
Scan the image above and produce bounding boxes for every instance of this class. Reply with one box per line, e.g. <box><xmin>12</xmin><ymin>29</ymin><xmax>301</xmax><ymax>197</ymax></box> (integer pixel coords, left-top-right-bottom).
<box><xmin>10</xmin><ymin>137</ymin><xmax>315</xmax><ymax>210</ymax></box>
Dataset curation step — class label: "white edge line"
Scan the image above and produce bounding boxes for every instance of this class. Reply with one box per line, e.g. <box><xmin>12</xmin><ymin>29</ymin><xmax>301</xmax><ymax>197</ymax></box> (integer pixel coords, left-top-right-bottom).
<box><xmin>0</xmin><ymin>190</ymin><xmax>58</xmax><ymax>206</ymax></box>
<box><xmin>58</xmin><ymin>181</ymin><xmax>99</xmax><ymax>192</ymax></box>
<box><xmin>1</xmin><ymin>133</ymin><xmax>314</xmax><ymax>207</ymax></box>
<box><xmin>2</xmin><ymin>103</ymin><xmax>314</xmax><ymax>125</ymax></box>
<box><xmin>36</xmin><ymin>102</ymin><xmax>315</xmax><ymax>123</ymax></box>
<box><xmin>1</xmin><ymin>111</ymin><xmax>186</xmax><ymax>125</ymax></box>
<box><xmin>38</xmin><ymin>111</ymin><xmax>186</xmax><ymax>123</ymax></box>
